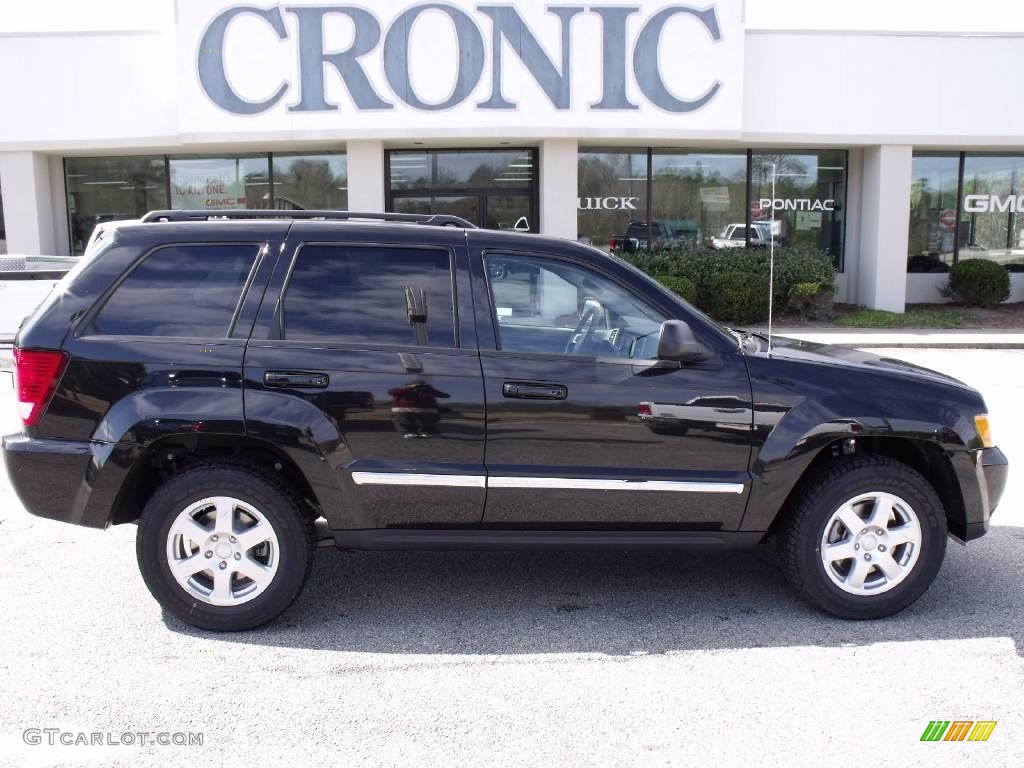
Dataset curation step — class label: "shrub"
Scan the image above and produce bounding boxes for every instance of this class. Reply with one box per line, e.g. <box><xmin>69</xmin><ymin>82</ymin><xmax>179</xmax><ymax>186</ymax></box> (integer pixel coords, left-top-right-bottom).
<box><xmin>655</xmin><ymin>274</ymin><xmax>697</xmax><ymax>304</ymax></box>
<box><xmin>707</xmin><ymin>271</ymin><xmax>771</xmax><ymax>324</ymax></box>
<box><xmin>946</xmin><ymin>259</ymin><xmax>1010</xmax><ymax>307</ymax></box>
<box><xmin>787</xmin><ymin>281</ymin><xmax>835</xmax><ymax>321</ymax></box>
<box><xmin>619</xmin><ymin>244</ymin><xmax>836</xmax><ymax>320</ymax></box>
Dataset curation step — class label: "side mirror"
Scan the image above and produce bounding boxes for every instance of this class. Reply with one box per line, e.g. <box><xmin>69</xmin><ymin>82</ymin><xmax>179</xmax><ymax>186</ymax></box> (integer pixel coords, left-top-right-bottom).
<box><xmin>657</xmin><ymin>320</ymin><xmax>711</xmax><ymax>363</ymax></box>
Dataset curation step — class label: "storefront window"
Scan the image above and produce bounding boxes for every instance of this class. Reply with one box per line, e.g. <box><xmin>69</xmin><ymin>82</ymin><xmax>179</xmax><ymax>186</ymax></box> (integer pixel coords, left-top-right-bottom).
<box><xmin>907</xmin><ymin>153</ymin><xmax>960</xmax><ymax>272</ymax></box>
<box><xmin>651</xmin><ymin>150</ymin><xmax>746</xmax><ymax>250</ymax></box>
<box><xmin>387</xmin><ymin>149</ymin><xmax>537</xmax><ymax>231</ymax></box>
<box><xmin>272</xmin><ymin>152</ymin><xmax>347</xmax><ymax>210</ymax></box>
<box><xmin>751</xmin><ymin>150</ymin><xmax>846</xmax><ymax>267</ymax></box>
<box><xmin>169</xmin><ymin>155</ymin><xmax>271</xmax><ymax>211</ymax></box>
<box><xmin>0</xmin><ymin>177</ymin><xmax>6</xmax><ymax>254</ymax></box>
<box><xmin>577</xmin><ymin>149</ymin><xmax>648</xmax><ymax>250</ymax></box>
<box><xmin>65</xmin><ymin>156</ymin><xmax>168</xmax><ymax>255</ymax></box>
<box><xmin>389</xmin><ymin>149</ymin><xmax>534</xmax><ymax>190</ymax></box>
<box><xmin>961</xmin><ymin>154</ymin><xmax>1024</xmax><ymax>270</ymax></box>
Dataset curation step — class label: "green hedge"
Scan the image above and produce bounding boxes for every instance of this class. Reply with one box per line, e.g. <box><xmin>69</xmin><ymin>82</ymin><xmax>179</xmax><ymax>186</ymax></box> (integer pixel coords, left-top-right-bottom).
<box><xmin>654</xmin><ymin>274</ymin><xmax>697</xmax><ymax>304</ymax></box>
<box><xmin>708</xmin><ymin>272</ymin><xmax>771</xmax><ymax>324</ymax></box>
<box><xmin>623</xmin><ymin>245</ymin><xmax>836</xmax><ymax>323</ymax></box>
<box><xmin>946</xmin><ymin>259</ymin><xmax>1010</xmax><ymax>307</ymax></box>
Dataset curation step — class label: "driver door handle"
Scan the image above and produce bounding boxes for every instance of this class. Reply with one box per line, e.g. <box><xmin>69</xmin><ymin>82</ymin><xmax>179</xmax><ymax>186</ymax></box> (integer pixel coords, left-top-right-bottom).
<box><xmin>503</xmin><ymin>382</ymin><xmax>568</xmax><ymax>400</ymax></box>
<box><xmin>264</xmin><ymin>370</ymin><xmax>330</xmax><ymax>389</ymax></box>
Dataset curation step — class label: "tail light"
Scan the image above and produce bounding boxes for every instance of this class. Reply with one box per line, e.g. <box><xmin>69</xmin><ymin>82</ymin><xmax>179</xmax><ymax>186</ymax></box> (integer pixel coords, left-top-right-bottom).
<box><xmin>13</xmin><ymin>348</ymin><xmax>68</xmax><ymax>427</ymax></box>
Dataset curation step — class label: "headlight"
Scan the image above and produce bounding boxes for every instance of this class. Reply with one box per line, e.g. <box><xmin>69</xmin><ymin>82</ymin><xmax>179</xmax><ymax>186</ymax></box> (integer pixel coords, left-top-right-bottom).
<box><xmin>975</xmin><ymin>414</ymin><xmax>994</xmax><ymax>448</ymax></box>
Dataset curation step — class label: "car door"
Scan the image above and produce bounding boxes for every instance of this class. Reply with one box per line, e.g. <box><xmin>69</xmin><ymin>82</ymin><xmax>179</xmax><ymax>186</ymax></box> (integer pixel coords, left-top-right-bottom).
<box><xmin>473</xmin><ymin>245</ymin><xmax>753</xmax><ymax>530</ymax></box>
<box><xmin>243</xmin><ymin>222</ymin><xmax>486</xmax><ymax>530</ymax></box>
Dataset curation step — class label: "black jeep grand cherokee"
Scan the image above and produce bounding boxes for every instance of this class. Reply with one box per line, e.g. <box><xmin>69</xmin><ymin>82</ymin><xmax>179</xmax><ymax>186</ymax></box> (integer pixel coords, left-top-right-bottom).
<box><xmin>2</xmin><ymin>210</ymin><xmax>1007</xmax><ymax>631</ymax></box>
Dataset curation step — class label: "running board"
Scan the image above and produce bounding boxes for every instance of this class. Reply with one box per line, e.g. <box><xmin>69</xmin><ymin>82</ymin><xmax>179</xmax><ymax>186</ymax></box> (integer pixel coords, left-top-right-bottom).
<box><xmin>331</xmin><ymin>529</ymin><xmax>765</xmax><ymax>551</ymax></box>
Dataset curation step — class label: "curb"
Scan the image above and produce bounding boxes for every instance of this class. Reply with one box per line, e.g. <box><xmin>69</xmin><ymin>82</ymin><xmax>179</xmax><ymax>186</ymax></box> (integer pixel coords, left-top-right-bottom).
<box><xmin>765</xmin><ymin>329</ymin><xmax>1024</xmax><ymax>350</ymax></box>
<box><xmin>822</xmin><ymin>342</ymin><xmax>1024</xmax><ymax>350</ymax></box>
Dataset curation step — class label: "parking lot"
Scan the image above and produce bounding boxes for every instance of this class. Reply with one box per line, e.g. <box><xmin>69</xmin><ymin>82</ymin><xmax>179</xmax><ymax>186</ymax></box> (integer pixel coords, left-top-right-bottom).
<box><xmin>0</xmin><ymin>348</ymin><xmax>1021</xmax><ymax>767</ymax></box>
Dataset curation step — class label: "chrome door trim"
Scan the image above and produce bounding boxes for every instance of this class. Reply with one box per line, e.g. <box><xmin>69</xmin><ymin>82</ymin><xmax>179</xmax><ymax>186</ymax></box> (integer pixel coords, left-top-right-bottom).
<box><xmin>350</xmin><ymin>471</ymin><xmax>743</xmax><ymax>494</ymax></box>
<box><xmin>351</xmin><ymin>472</ymin><xmax>486</xmax><ymax>488</ymax></box>
<box><xmin>488</xmin><ymin>477</ymin><xmax>745</xmax><ymax>493</ymax></box>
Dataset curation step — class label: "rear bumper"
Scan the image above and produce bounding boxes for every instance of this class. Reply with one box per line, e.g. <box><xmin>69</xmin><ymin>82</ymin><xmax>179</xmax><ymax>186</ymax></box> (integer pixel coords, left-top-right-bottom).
<box><xmin>1</xmin><ymin>434</ymin><xmax>108</xmax><ymax>528</ymax></box>
<box><xmin>956</xmin><ymin>446</ymin><xmax>1008</xmax><ymax>542</ymax></box>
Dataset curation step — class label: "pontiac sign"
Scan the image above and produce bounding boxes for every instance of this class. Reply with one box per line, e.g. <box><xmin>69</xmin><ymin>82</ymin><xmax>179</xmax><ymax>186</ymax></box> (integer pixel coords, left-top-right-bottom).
<box><xmin>178</xmin><ymin>0</ymin><xmax>743</xmax><ymax>136</ymax></box>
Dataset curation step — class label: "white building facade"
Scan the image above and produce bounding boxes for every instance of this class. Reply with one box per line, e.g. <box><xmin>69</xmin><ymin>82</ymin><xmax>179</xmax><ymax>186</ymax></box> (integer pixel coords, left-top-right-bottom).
<box><xmin>2</xmin><ymin>0</ymin><xmax>1023</xmax><ymax>309</ymax></box>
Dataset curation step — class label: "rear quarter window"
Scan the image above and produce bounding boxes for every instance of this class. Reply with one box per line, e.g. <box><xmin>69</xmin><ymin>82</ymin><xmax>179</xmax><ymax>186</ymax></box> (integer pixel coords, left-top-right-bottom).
<box><xmin>87</xmin><ymin>244</ymin><xmax>260</xmax><ymax>338</ymax></box>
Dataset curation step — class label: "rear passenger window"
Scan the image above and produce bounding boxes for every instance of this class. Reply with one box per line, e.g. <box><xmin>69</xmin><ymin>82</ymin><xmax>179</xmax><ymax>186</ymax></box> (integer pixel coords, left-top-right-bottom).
<box><xmin>281</xmin><ymin>245</ymin><xmax>456</xmax><ymax>347</ymax></box>
<box><xmin>90</xmin><ymin>244</ymin><xmax>259</xmax><ymax>338</ymax></box>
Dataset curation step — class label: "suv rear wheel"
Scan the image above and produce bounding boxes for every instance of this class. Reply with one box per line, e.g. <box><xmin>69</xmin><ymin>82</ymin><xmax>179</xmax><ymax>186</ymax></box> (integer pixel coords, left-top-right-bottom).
<box><xmin>137</xmin><ymin>463</ymin><xmax>315</xmax><ymax>631</ymax></box>
<box><xmin>779</xmin><ymin>455</ymin><xmax>947</xmax><ymax>619</ymax></box>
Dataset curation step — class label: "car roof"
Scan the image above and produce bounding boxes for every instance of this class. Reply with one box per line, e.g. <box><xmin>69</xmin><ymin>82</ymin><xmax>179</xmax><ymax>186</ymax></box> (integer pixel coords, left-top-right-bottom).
<box><xmin>107</xmin><ymin>212</ymin><xmax>611</xmax><ymax>263</ymax></box>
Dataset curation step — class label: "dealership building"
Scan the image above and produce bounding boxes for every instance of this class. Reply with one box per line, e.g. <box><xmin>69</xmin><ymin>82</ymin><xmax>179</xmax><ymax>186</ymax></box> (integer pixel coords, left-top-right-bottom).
<box><xmin>1</xmin><ymin>0</ymin><xmax>1023</xmax><ymax>309</ymax></box>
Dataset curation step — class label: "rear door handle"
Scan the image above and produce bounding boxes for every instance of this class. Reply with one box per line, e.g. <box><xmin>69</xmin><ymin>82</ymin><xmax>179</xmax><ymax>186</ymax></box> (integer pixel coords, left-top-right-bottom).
<box><xmin>502</xmin><ymin>381</ymin><xmax>568</xmax><ymax>400</ymax></box>
<box><xmin>264</xmin><ymin>371</ymin><xmax>329</xmax><ymax>389</ymax></box>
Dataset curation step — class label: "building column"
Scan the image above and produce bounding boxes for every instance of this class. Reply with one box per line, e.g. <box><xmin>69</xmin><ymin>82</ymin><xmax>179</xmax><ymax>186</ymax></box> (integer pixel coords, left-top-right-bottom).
<box><xmin>0</xmin><ymin>151</ymin><xmax>56</xmax><ymax>256</ymax></box>
<box><xmin>857</xmin><ymin>145</ymin><xmax>912</xmax><ymax>312</ymax></box>
<box><xmin>539</xmin><ymin>139</ymin><xmax>577</xmax><ymax>240</ymax></box>
<box><xmin>345</xmin><ymin>140</ymin><xmax>385</xmax><ymax>213</ymax></box>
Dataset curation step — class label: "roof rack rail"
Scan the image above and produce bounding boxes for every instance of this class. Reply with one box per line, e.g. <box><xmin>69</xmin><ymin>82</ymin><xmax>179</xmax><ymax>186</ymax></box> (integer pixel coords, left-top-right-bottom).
<box><xmin>139</xmin><ymin>209</ymin><xmax>477</xmax><ymax>229</ymax></box>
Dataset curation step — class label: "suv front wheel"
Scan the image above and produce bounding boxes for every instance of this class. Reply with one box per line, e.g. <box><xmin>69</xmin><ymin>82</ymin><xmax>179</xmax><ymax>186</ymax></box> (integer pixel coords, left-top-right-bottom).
<box><xmin>779</xmin><ymin>455</ymin><xmax>947</xmax><ymax>619</ymax></box>
<box><xmin>137</xmin><ymin>463</ymin><xmax>315</xmax><ymax>631</ymax></box>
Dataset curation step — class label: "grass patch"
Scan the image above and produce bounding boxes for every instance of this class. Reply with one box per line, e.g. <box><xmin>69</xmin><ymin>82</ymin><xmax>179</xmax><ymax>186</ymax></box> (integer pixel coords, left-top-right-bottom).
<box><xmin>833</xmin><ymin>307</ymin><xmax>967</xmax><ymax>328</ymax></box>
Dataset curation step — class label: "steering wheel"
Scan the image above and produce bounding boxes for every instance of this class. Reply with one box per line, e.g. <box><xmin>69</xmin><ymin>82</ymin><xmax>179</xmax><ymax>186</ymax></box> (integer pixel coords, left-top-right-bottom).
<box><xmin>565</xmin><ymin>298</ymin><xmax>605</xmax><ymax>355</ymax></box>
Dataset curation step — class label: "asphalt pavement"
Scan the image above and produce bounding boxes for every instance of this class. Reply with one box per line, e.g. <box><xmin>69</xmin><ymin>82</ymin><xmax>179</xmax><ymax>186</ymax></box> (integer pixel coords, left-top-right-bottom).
<box><xmin>0</xmin><ymin>347</ymin><xmax>1021</xmax><ymax>767</ymax></box>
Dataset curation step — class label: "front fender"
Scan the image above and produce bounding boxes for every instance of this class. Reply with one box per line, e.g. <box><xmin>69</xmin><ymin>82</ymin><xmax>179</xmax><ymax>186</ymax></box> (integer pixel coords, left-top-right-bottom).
<box><xmin>739</xmin><ymin>389</ymin><xmax>970</xmax><ymax>532</ymax></box>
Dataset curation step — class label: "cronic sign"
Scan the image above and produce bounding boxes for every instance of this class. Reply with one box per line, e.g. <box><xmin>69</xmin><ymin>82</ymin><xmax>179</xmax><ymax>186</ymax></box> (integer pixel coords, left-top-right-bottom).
<box><xmin>196</xmin><ymin>3</ymin><xmax>730</xmax><ymax>115</ymax></box>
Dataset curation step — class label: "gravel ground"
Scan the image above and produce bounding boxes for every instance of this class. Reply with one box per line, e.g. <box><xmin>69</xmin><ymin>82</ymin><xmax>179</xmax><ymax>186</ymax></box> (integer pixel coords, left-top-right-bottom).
<box><xmin>0</xmin><ymin>348</ymin><xmax>1021</xmax><ymax>767</ymax></box>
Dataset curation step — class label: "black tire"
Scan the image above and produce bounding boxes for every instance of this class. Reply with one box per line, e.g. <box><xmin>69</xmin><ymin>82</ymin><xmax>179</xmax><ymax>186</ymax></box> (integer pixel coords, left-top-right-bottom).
<box><xmin>137</xmin><ymin>462</ymin><xmax>315</xmax><ymax>631</ymax></box>
<box><xmin>778</xmin><ymin>454</ymin><xmax>947</xmax><ymax>619</ymax></box>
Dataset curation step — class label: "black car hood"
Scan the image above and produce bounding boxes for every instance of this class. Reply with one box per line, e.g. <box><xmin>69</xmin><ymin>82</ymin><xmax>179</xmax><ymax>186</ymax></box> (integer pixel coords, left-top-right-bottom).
<box><xmin>756</xmin><ymin>335</ymin><xmax>972</xmax><ymax>390</ymax></box>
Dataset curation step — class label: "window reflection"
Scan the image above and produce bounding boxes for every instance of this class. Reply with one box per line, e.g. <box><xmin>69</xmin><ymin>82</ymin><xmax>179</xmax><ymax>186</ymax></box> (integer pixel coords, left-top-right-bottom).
<box><xmin>577</xmin><ymin>150</ymin><xmax>648</xmax><ymax>251</ymax></box>
<box><xmin>752</xmin><ymin>150</ymin><xmax>846</xmax><ymax>267</ymax></box>
<box><xmin>389</xmin><ymin>149</ymin><xmax>535</xmax><ymax>190</ymax></box>
<box><xmin>961</xmin><ymin>154</ymin><xmax>1024</xmax><ymax>270</ymax></box>
<box><xmin>282</xmin><ymin>245</ymin><xmax>456</xmax><ymax>347</ymax></box>
<box><xmin>169</xmin><ymin>155</ymin><xmax>271</xmax><ymax>211</ymax></box>
<box><xmin>0</xmin><ymin>177</ymin><xmax>6</xmax><ymax>254</ymax></box>
<box><xmin>272</xmin><ymin>153</ymin><xmax>347</xmax><ymax>210</ymax></box>
<box><xmin>88</xmin><ymin>245</ymin><xmax>259</xmax><ymax>337</ymax></box>
<box><xmin>578</xmin><ymin>148</ymin><xmax>848</xmax><ymax>270</ymax></box>
<box><xmin>908</xmin><ymin>153</ymin><xmax>960</xmax><ymax>272</ymax></box>
<box><xmin>64</xmin><ymin>156</ymin><xmax>168</xmax><ymax>255</ymax></box>
<box><xmin>653</xmin><ymin>150</ymin><xmax>747</xmax><ymax>250</ymax></box>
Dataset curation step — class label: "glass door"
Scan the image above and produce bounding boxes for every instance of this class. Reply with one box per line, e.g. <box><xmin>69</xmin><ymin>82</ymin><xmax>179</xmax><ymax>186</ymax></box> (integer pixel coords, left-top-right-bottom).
<box><xmin>484</xmin><ymin>194</ymin><xmax>533</xmax><ymax>232</ymax></box>
<box><xmin>391</xmin><ymin>195</ymin><xmax>480</xmax><ymax>225</ymax></box>
<box><xmin>387</xmin><ymin>149</ymin><xmax>538</xmax><ymax>232</ymax></box>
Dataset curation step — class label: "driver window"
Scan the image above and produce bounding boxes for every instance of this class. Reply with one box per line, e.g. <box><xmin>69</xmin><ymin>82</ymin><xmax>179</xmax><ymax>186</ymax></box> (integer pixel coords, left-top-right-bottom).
<box><xmin>485</xmin><ymin>253</ymin><xmax>667</xmax><ymax>358</ymax></box>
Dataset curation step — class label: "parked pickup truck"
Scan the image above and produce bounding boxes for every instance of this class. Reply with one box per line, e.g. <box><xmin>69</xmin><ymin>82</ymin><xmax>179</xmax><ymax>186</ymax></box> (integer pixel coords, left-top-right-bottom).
<box><xmin>610</xmin><ymin>221</ymin><xmax>680</xmax><ymax>253</ymax></box>
<box><xmin>1</xmin><ymin>209</ymin><xmax>1007</xmax><ymax>631</ymax></box>
<box><xmin>710</xmin><ymin>223</ymin><xmax>772</xmax><ymax>249</ymax></box>
<box><xmin>0</xmin><ymin>255</ymin><xmax>80</xmax><ymax>379</ymax></box>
